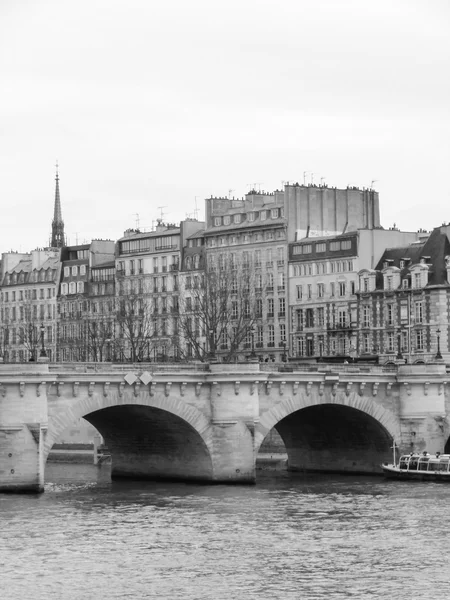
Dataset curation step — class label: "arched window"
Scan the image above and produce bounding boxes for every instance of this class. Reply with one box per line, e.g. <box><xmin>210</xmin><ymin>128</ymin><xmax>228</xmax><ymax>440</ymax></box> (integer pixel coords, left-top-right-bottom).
<box><xmin>194</xmin><ymin>254</ymin><xmax>200</xmax><ymax>269</ymax></box>
<box><xmin>186</xmin><ymin>256</ymin><xmax>192</xmax><ymax>270</ymax></box>
<box><xmin>69</xmin><ymin>282</ymin><xmax>76</xmax><ymax>294</ymax></box>
<box><xmin>77</xmin><ymin>281</ymin><xmax>84</xmax><ymax>293</ymax></box>
<box><xmin>61</xmin><ymin>283</ymin><xmax>68</xmax><ymax>295</ymax></box>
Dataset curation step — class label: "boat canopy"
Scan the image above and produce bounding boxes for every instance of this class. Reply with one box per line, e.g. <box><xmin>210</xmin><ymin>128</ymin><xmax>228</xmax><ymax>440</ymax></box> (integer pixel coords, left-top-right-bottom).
<box><xmin>399</xmin><ymin>453</ymin><xmax>450</xmax><ymax>472</ymax></box>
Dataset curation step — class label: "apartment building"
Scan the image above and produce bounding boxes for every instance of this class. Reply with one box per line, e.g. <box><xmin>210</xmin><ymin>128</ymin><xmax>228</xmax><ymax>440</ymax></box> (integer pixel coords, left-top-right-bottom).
<box><xmin>57</xmin><ymin>240</ymin><xmax>115</xmax><ymax>361</ymax></box>
<box><xmin>204</xmin><ymin>191</ymin><xmax>288</xmax><ymax>361</ymax></box>
<box><xmin>356</xmin><ymin>225</ymin><xmax>450</xmax><ymax>364</ymax></box>
<box><xmin>288</xmin><ymin>229</ymin><xmax>419</xmax><ymax>361</ymax></box>
<box><xmin>115</xmin><ymin>219</ymin><xmax>203</xmax><ymax>361</ymax></box>
<box><xmin>0</xmin><ymin>249</ymin><xmax>61</xmax><ymax>361</ymax></box>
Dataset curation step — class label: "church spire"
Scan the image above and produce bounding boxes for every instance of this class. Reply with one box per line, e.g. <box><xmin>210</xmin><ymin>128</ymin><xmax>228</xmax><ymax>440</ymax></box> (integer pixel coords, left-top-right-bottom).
<box><xmin>51</xmin><ymin>161</ymin><xmax>65</xmax><ymax>248</ymax></box>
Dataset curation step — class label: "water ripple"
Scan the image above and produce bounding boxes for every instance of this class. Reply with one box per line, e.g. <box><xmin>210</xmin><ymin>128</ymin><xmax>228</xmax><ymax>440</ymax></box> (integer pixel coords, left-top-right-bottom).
<box><xmin>0</xmin><ymin>465</ymin><xmax>448</xmax><ymax>599</ymax></box>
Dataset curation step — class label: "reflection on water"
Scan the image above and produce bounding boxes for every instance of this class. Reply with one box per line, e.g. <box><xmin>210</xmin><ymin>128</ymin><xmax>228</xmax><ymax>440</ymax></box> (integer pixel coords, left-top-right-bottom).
<box><xmin>0</xmin><ymin>463</ymin><xmax>448</xmax><ymax>600</ymax></box>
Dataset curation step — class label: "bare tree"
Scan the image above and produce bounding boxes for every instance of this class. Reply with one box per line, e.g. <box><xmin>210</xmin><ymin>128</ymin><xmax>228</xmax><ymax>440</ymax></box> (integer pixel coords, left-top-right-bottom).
<box><xmin>115</xmin><ymin>288</ymin><xmax>155</xmax><ymax>362</ymax></box>
<box><xmin>83</xmin><ymin>315</ymin><xmax>115</xmax><ymax>362</ymax></box>
<box><xmin>178</xmin><ymin>258</ymin><xmax>262</xmax><ymax>362</ymax></box>
<box><xmin>18</xmin><ymin>303</ymin><xmax>42</xmax><ymax>361</ymax></box>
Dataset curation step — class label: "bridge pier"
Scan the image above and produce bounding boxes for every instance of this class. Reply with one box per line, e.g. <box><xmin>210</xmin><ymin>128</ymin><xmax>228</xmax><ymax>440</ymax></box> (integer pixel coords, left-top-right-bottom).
<box><xmin>0</xmin><ymin>365</ymin><xmax>49</xmax><ymax>493</ymax></box>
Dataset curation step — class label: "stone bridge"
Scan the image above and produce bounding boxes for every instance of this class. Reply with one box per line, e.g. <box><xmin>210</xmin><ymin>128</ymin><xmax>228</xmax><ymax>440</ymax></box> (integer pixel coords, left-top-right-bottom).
<box><xmin>1</xmin><ymin>361</ymin><xmax>449</xmax><ymax>492</ymax></box>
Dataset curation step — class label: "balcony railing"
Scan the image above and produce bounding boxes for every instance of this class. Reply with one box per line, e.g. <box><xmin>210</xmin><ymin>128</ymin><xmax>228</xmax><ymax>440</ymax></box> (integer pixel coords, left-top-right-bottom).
<box><xmin>327</xmin><ymin>322</ymin><xmax>356</xmax><ymax>331</ymax></box>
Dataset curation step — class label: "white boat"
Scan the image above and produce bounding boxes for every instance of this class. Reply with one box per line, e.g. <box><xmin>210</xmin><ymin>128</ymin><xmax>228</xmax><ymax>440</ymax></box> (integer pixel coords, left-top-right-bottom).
<box><xmin>382</xmin><ymin>450</ymin><xmax>450</xmax><ymax>481</ymax></box>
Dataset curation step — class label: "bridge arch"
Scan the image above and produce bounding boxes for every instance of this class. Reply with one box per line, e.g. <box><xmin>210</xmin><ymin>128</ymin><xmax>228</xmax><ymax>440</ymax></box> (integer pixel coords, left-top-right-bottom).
<box><xmin>255</xmin><ymin>391</ymin><xmax>401</xmax><ymax>474</ymax></box>
<box><xmin>46</xmin><ymin>390</ymin><xmax>215</xmax><ymax>481</ymax></box>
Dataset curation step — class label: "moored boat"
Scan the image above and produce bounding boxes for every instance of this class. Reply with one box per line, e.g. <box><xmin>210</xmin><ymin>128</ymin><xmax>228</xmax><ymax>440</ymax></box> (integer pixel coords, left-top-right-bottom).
<box><xmin>382</xmin><ymin>451</ymin><xmax>450</xmax><ymax>481</ymax></box>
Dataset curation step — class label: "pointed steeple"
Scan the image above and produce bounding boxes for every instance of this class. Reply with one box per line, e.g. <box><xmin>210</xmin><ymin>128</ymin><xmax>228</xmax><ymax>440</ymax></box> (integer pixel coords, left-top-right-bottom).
<box><xmin>51</xmin><ymin>161</ymin><xmax>65</xmax><ymax>248</ymax></box>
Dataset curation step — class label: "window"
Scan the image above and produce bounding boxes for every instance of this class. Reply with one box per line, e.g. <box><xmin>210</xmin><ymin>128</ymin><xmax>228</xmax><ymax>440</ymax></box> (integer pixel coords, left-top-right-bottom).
<box><xmin>64</xmin><ymin>267</ymin><xmax>70</xmax><ymax>277</ymax></box>
<box><xmin>400</xmin><ymin>260</ymin><xmax>405</xmax><ymax>269</ymax></box>
<box><xmin>61</xmin><ymin>283</ymin><xmax>68</xmax><ymax>295</ymax></box>
<box><xmin>271</xmin><ymin>209</ymin><xmax>278</xmax><ymax>219</ymax></box>
<box><xmin>77</xmin><ymin>281</ymin><xmax>84</xmax><ymax>293</ymax></box>
<box><xmin>339</xmin><ymin>282</ymin><xmax>346</xmax><ymax>297</ymax></box>
<box><xmin>330</xmin><ymin>241</ymin><xmax>340</xmax><ymax>251</ymax></box>
<box><xmin>214</xmin><ymin>217</ymin><xmax>222</xmax><ymax>226</ymax></box>
<box><xmin>255</xmin><ymin>250</ymin><xmax>261</xmax><ymax>267</ymax></box>
<box><xmin>330</xmin><ymin>282</ymin><xmax>335</xmax><ymax>297</ymax></box>
<box><xmin>414</xmin><ymin>273</ymin><xmax>422</xmax><ymax>288</ymax></box>
<box><xmin>415</xmin><ymin>301</ymin><xmax>423</xmax><ymax>323</ymax></box>
<box><xmin>267</xmin><ymin>299</ymin><xmax>274</xmax><ymax>317</ymax></box>
<box><xmin>387</xmin><ymin>304</ymin><xmax>394</xmax><ymax>326</ymax></box>
<box><xmin>317</xmin><ymin>283</ymin><xmax>324</xmax><ymax>298</ymax></box>
<box><xmin>278</xmin><ymin>272</ymin><xmax>285</xmax><ymax>290</ymax></box>
<box><xmin>416</xmin><ymin>330</ymin><xmax>424</xmax><ymax>351</ymax></box>
<box><xmin>363</xmin><ymin>333</ymin><xmax>371</xmax><ymax>354</ymax></box>
<box><xmin>402</xmin><ymin>279</ymin><xmax>409</xmax><ymax>289</ymax></box>
<box><xmin>296</xmin><ymin>285</ymin><xmax>303</xmax><ymax>300</ymax></box>
<box><xmin>278</xmin><ymin>298</ymin><xmax>285</xmax><ymax>317</ymax></box>
<box><xmin>341</xmin><ymin>240</ymin><xmax>351</xmax><ymax>250</ymax></box>
<box><xmin>386</xmin><ymin>276</ymin><xmax>393</xmax><ymax>290</ymax></box>
<box><xmin>296</xmin><ymin>309</ymin><xmax>303</xmax><ymax>330</ymax></box>
<box><xmin>248</xmin><ymin>212</ymin><xmax>255</xmax><ymax>222</ymax></box>
<box><xmin>80</xmin><ymin>264</ymin><xmax>86</xmax><ymax>276</ymax></box>
<box><xmin>363</xmin><ymin>306</ymin><xmax>370</xmax><ymax>327</ymax></box>
<box><xmin>231</xmin><ymin>301</ymin><xmax>238</xmax><ymax>319</ymax></box>
<box><xmin>71</xmin><ymin>266</ymin><xmax>78</xmax><ymax>276</ymax></box>
<box><xmin>307</xmin><ymin>284</ymin><xmax>312</xmax><ymax>299</ymax></box>
<box><xmin>317</xmin><ymin>307</ymin><xmax>325</xmax><ymax>326</ymax></box>
<box><xmin>316</xmin><ymin>243</ymin><xmax>326</xmax><ymax>253</ymax></box>
<box><xmin>267</xmin><ymin>273</ymin><xmax>274</xmax><ymax>290</ymax></box>
<box><xmin>268</xmin><ymin>325</ymin><xmax>275</xmax><ymax>345</ymax></box>
<box><xmin>233</xmin><ymin>214</ymin><xmax>241</xmax><ymax>224</ymax></box>
<box><xmin>350</xmin><ymin>281</ymin><xmax>355</xmax><ymax>295</ymax></box>
<box><xmin>305</xmin><ymin>308</ymin><xmax>314</xmax><ymax>328</ymax></box>
<box><xmin>387</xmin><ymin>332</ymin><xmax>395</xmax><ymax>353</ymax></box>
<box><xmin>256</xmin><ymin>298</ymin><xmax>263</xmax><ymax>317</ymax></box>
<box><xmin>224</xmin><ymin>216</ymin><xmax>231</xmax><ymax>225</ymax></box>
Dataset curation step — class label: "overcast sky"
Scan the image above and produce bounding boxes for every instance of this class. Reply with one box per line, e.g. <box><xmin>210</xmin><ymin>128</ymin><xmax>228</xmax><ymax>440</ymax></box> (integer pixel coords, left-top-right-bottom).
<box><xmin>1</xmin><ymin>0</ymin><xmax>449</xmax><ymax>253</ymax></box>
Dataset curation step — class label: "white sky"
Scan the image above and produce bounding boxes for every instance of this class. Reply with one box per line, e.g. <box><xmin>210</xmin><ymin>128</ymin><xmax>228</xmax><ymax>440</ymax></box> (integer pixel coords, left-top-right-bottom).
<box><xmin>1</xmin><ymin>0</ymin><xmax>449</xmax><ymax>252</ymax></box>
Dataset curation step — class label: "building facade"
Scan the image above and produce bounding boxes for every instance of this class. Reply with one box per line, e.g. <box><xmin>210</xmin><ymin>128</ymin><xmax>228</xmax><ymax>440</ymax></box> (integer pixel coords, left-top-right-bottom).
<box><xmin>115</xmin><ymin>219</ymin><xmax>203</xmax><ymax>361</ymax></box>
<box><xmin>204</xmin><ymin>191</ymin><xmax>288</xmax><ymax>361</ymax></box>
<box><xmin>0</xmin><ymin>249</ymin><xmax>61</xmax><ymax>362</ymax></box>
<box><xmin>288</xmin><ymin>229</ymin><xmax>419</xmax><ymax>361</ymax></box>
<box><xmin>57</xmin><ymin>241</ymin><xmax>115</xmax><ymax>361</ymax></box>
<box><xmin>356</xmin><ymin>225</ymin><xmax>450</xmax><ymax>364</ymax></box>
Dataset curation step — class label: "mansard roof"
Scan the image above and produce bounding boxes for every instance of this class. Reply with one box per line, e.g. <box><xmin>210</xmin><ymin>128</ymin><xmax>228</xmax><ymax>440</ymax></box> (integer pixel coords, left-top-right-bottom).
<box><xmin>375</xmin><ymin>227</ymin><xmax>450</xmax><ymax>286</ymax></box>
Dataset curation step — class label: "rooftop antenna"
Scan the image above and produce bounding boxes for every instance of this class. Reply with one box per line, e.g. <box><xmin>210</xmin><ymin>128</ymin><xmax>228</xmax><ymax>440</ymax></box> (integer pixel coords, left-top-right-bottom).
<box><xmin>75</xmin><ymin>232</ymin><xmax>79</xmax><ymax>245</ymax></box>
<box><xmin>157</xmin><ymin>206</ymin><xmax>167</xmax><ymax>221</ymax></box>
<box><xmin>320</xmin><ymin>177</ymin><xmax>326</xmax><ymax>186</ymax></box>
<box><xmin>194</xmin><ymin>196</ymin><xmax>199</xmax><ymax>219</ymax></box>
<box><xmin>370</xmin><ymin>179</ymin><xmax>378</xmax><ymax>189</ymax></box>
<box><xmin>310</xmin><ymin>173</ymin><xmax>315</xmax><ymax>185</ymax></box>
<box><xmin>256</xmin><ymin>182</ymin><xmax>263</xmax><ymax>192</ymax></box>
<box><xmin>134</xmin><ymin>213</ymin><xmax>140</xmax><ymax>229</ymax></box>
<box><xmin>303</xmin><ymin>171</ymin><xmax>309</xmax><ymax>186</ymax></box>
<box><xmin>228</xmin><ymin>189</ymin><xmax>234</xmax><ymax>199</ymax></box>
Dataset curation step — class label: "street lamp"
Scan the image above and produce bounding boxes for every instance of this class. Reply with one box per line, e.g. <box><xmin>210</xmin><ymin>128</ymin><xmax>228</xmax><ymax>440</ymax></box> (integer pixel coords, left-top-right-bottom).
<box><xmin>280</xmin><ymin>340</ymin><xmax>286</xmax><ymax>362</ymax></box>
<box><xmin>39</xmin><ymin>323</ymin><xmax>47</xmax><ymax>358</ymax></box>
<box><xmin>396</xmin><ymin>331</ymin><xmax>403</xmax><ymax>360</ymax></box>
<box><xmin>208</xmin><ymin>328</ymin><xmax>216</xmax><ymax>361</ymax></box>
<box><xmin>318</xmin><ymin>339</ymin><xmax>324</xmax><ymax>363</ymax></box>
<box><xmin>250</xmin><ymin>326</ymin><xmax>256</xmax><ymax>359</ymax></box>
<box><xmin>436</xmin><ymin>328</ymin><xmax>443</xmax><ymax>360</ymax></box>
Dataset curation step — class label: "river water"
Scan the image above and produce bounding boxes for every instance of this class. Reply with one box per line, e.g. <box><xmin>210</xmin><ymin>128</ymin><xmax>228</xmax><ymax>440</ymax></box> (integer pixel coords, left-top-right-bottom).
<box><xmin>0</xmin><ymin>463</ymin><xmax>448</xmax><ymax>600</ymax></box>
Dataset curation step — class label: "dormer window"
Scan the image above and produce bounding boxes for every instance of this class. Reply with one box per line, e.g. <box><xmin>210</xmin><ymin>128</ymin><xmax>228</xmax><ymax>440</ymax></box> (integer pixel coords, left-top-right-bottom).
<box><xmin>223</xmin><ymin>216</ymin><xmax>231</xmax><ymax>226</ymax></box>
<box><xmin>400</xmin><ymin>260</ymin><xmax>405</xmax><ymax>268</ymax></box>
<box><xmin>233</xmin><ymin>214</ymin><xmax>241</xmax><ymax>224</ymax></box>
<box><xmin>271</xmin><ymin>209</ymin><xmax>278</xmax><ymax>219</ymax></box>
<box><xmin>383</xmin><ymin>261</ymin><xmax>388</xmax><ymax>269</ymax></box>
<box><xmin>260</xmin><ymin>211</ymin><xmax>267</xmax><ymax>221</ymax></box>
<box><xmin>402</xmin><ymin>279</ymin><xmax>409</xmax><ymax>289</ymax></box>
<box><xmin>414</xmin><ymin>272</ymin><xmax>422</xmax><ymax>288</ymax></box>
<box><xmin>248</xmin><ymin>212</ymin><xmax>255</xmax><ymax>222</ymax></box>
<box><xmin>214</xmin><ymin>217</ymin><xmax>221</xmax><ymax>226</ymax></box>
<box><xmin>386</xmin><ymin>276</ymin><xmax>393</xmax><ymax>290</ymax></box>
